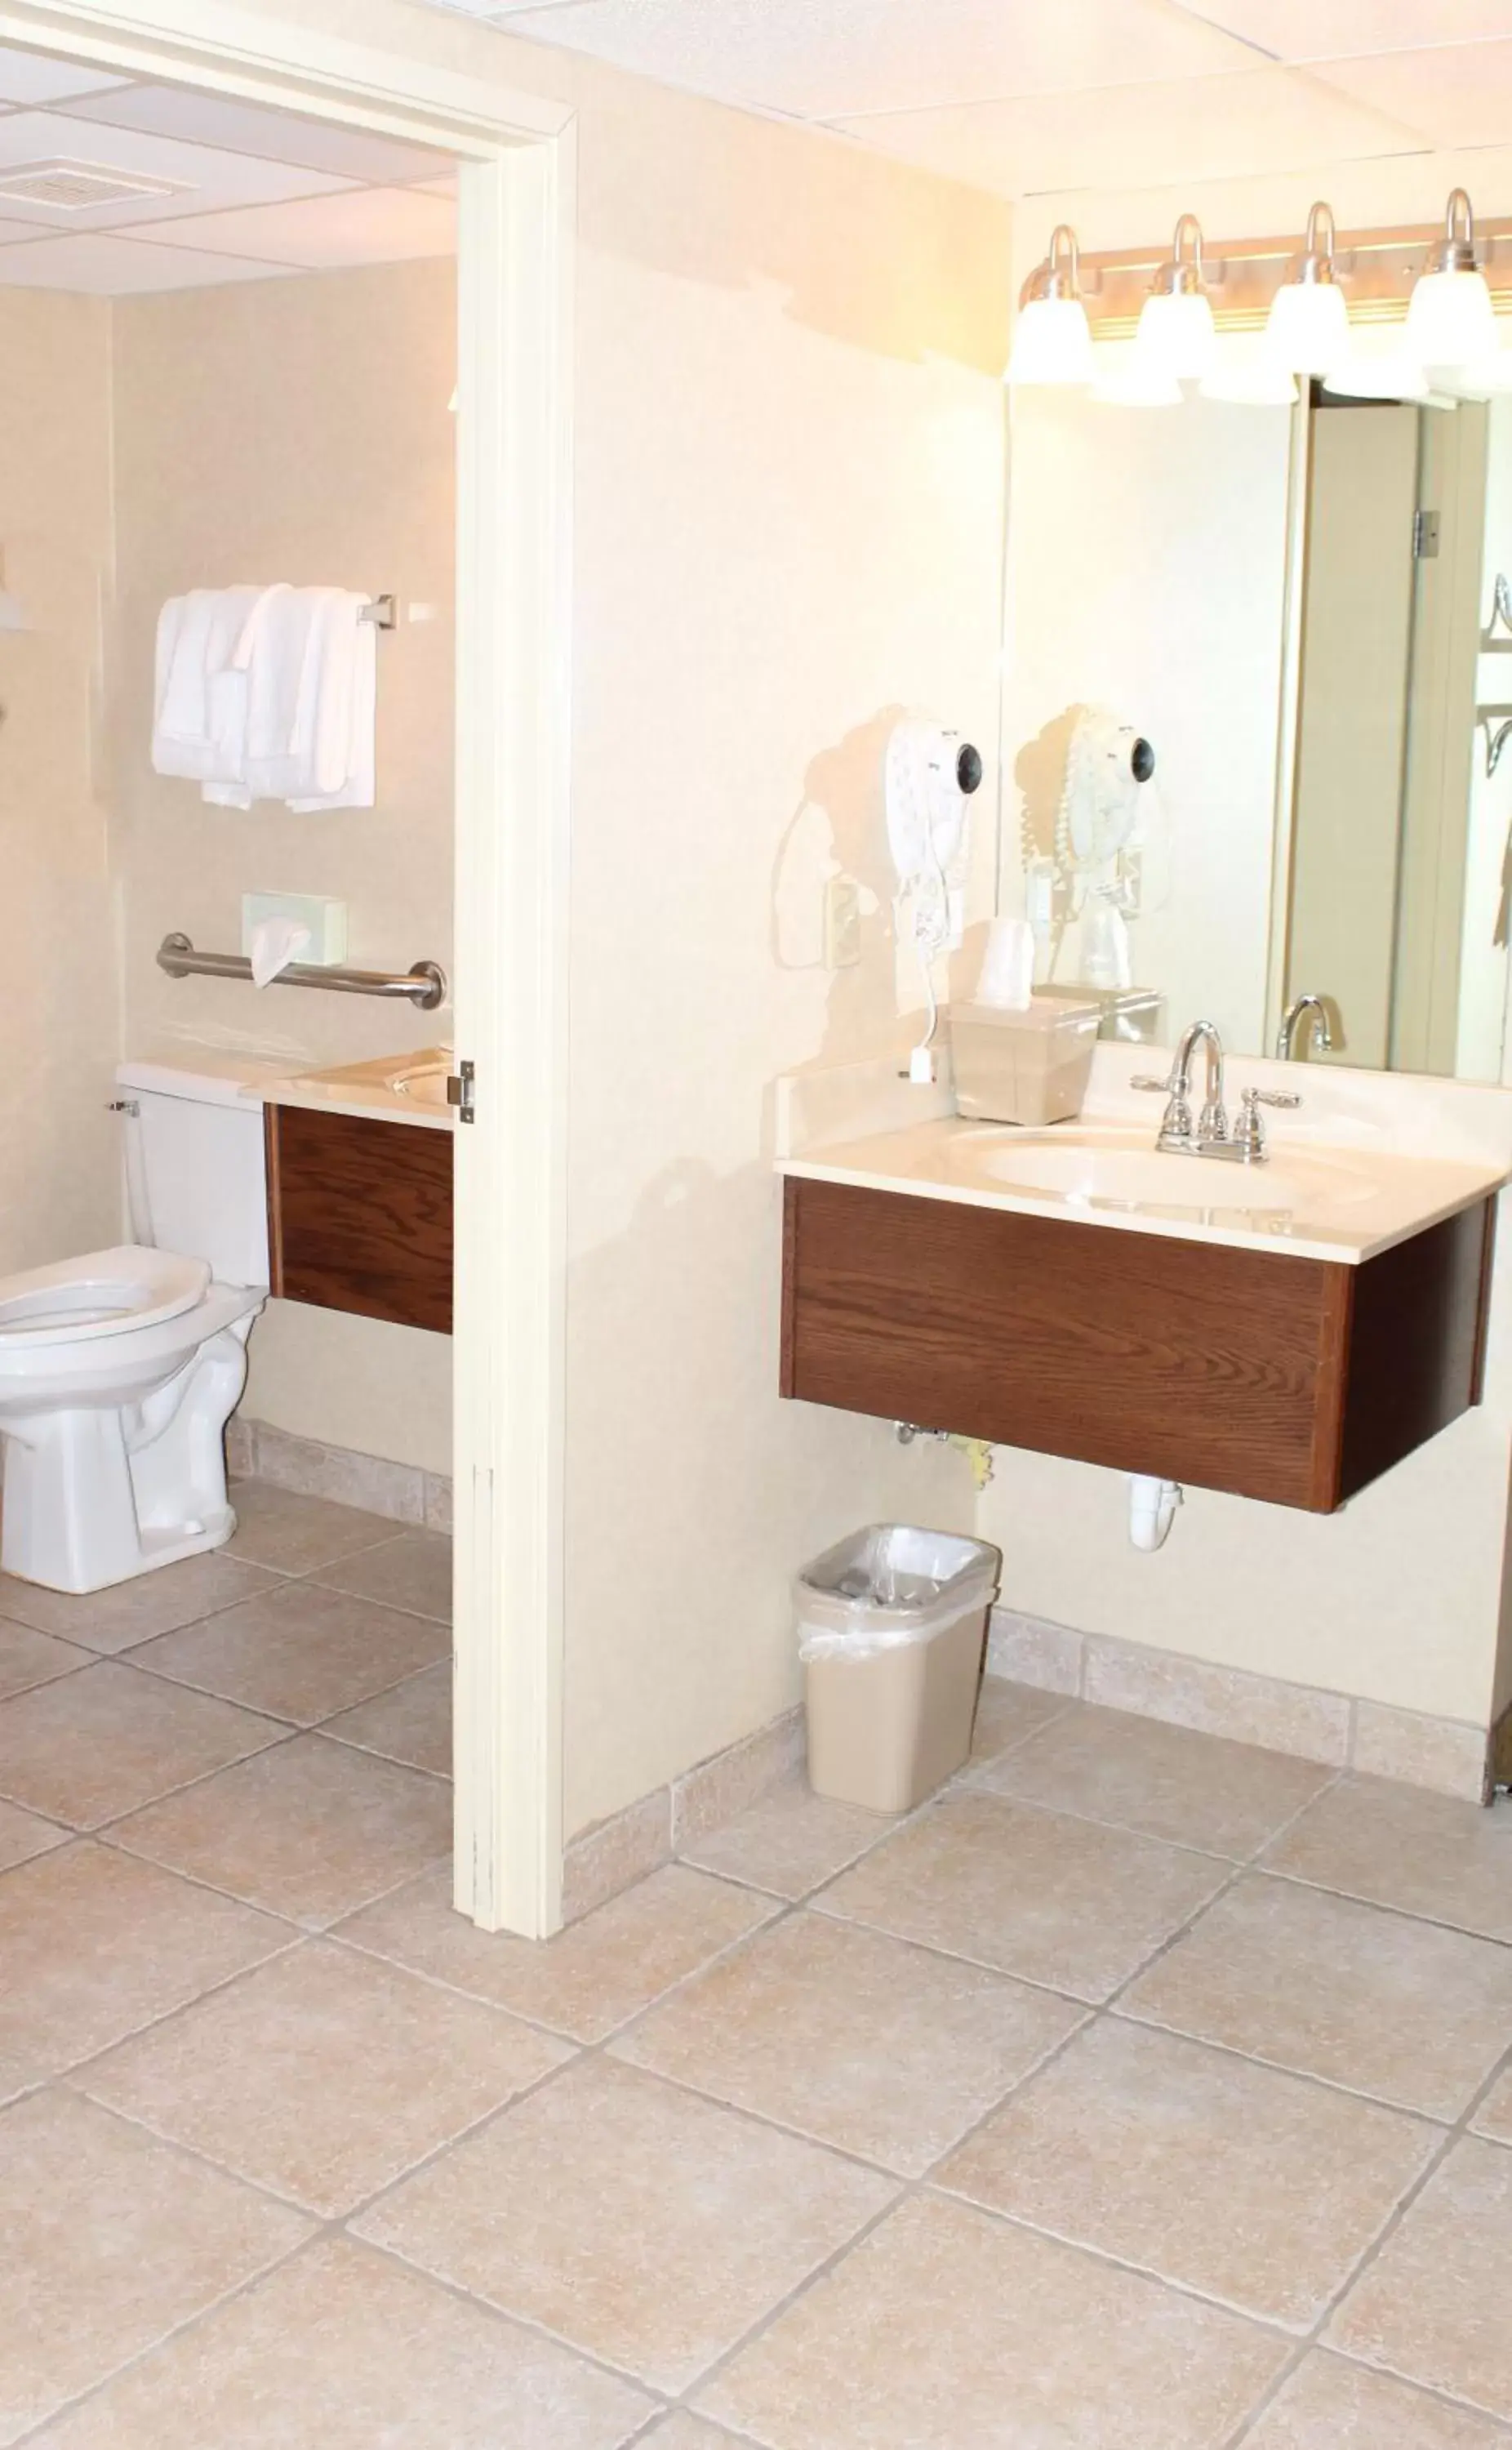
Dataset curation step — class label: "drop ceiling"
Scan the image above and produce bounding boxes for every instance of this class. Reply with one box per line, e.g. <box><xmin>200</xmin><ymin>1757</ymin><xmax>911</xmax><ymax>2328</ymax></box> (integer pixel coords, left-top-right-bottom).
<box><xmin>418</xmin><ymin>0</ymin><xmax>1512</xmax><ymax>210</ymax></box>
<box><xmin>0</xmin><ymin>46</ymin><xmax>456</xmax><ymax>294</ymax></box>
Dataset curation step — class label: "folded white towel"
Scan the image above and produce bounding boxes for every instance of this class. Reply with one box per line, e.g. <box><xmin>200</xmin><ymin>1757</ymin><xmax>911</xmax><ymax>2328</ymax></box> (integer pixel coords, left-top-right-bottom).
<box><xmin>153</xmin><ymin>586</ymin><xmax>267</xmax><ymax>787</ymax></box>
<box><xmin>152</xmin><ymin>584</ymin><xmax>377</xmax><ymax>810</ymax></box>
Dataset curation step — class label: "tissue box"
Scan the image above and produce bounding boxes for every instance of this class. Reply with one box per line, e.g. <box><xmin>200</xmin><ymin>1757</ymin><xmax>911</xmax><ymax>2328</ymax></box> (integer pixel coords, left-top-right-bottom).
<box><xmin>241</xmin><ymin>893</ymin><xmax>347</xmax><ymax>967</ymax></box>
<box><xmin>950</xmin><ymin>994</ymin><xmax>1101</xmax><ymax>1126</ymax></box>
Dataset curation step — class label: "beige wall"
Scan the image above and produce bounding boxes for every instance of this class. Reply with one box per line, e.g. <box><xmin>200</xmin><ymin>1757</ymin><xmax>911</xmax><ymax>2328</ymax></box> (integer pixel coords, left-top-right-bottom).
<box><xmin>557</xmin><ymin>67</ymin><xmax>1009</xmax><ymax>1831</ymax></box>
<box><xmin>109</xmin><ymin>258</ymin><xmax>457</xmax><ymax>1468</ymax></box>
<box><xmin>0</xmin><ymin>289</ymin><xmax>118</xmax><ymax>1275</ymax></box>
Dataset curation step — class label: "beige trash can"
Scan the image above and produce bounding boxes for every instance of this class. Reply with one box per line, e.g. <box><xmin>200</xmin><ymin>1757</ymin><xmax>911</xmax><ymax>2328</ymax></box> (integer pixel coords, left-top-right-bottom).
<box><xmin>798</xmin><ymin>1526</ymin><xmax>1002</xmax><ymax>1815</ymax></box>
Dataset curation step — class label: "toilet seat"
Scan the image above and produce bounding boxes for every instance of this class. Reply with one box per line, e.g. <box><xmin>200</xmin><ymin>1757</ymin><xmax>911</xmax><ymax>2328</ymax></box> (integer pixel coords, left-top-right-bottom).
<box><xmin>0</xmin><ymin>1246</ymin><xmax>210</xmax><ymax>1346</ymax></box>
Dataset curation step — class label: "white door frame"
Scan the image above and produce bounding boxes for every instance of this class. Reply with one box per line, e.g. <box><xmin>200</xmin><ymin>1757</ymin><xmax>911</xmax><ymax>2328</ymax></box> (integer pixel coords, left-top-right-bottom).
<box><xmin>0</xmin><ymin>0</ymin><xmax>575</xmax><ymax>1936</ymax></box>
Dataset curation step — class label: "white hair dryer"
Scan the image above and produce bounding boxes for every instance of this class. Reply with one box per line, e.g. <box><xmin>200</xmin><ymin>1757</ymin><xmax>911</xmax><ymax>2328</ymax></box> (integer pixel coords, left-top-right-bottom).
<box><xmin>885</xmin><ymin>719</ymin><xmax>983</xmax><ymax>1082</ymax></box>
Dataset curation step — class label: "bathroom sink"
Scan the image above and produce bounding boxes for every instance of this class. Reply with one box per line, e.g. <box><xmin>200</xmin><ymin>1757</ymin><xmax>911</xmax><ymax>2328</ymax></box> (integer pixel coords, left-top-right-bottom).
<box><xmin>392</xmin><ymin>1060</ymin><xmax>452</xmax><ymax>1111</ymax></box>
<box><xmin>957</xmin><ymin>1129</ymin><xmax>1377</xmax><ymax>1223</ymax></box>
<box><xmin>250</xmin><ymin>1047</ymin><xmax>456</xmax><ymax>1130</ymax></box>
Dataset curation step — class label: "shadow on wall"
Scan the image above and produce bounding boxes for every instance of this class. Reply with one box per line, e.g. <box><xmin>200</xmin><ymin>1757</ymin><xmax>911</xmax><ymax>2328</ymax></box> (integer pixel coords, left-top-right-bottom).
<box><xmin>1015</xmin><ymin>705</ymin><xmax>1085</xmax><ymax>871</ymax></box>
<box><xmin>561</xmin><ymin>1144</ymin><xmax>961</xmax><ymax>1831</ymax></box>
<box><xmin>771</xmin><ymin>707</ymin><xmax>909</xmax><ymax>1070</ymax></box>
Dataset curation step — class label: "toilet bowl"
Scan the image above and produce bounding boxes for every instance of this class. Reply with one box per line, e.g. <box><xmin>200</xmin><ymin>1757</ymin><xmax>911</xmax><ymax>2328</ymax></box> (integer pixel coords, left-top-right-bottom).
<box><xmin>0</xmin><ymin>1058</ymin><xmax>273</xmax><ymax>1595</ymax></box>
<box><xmin>0</xmin><ymin>1248</ymin><xmax>263</xmax><ymax>1592</ymax></box>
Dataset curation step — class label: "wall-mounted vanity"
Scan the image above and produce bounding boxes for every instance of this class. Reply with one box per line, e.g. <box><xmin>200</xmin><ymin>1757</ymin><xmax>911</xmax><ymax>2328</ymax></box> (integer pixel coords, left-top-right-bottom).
<box><xmin>258</xmin><ymin>1052</ymin><xmax>454</xmax><ymax>1333</ymax></box>
<box><xmin>778</xmin><ymin>1049</ymin><xmax>1509</xmax><ymax>1515</ymax></box>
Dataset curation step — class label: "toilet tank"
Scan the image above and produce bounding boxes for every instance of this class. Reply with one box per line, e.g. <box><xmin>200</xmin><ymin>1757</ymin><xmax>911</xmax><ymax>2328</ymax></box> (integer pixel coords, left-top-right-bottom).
<box><xmin>114</xmin><ymin>1058</ymin><xmax>270</xmax><ymax>1290</ymax></box>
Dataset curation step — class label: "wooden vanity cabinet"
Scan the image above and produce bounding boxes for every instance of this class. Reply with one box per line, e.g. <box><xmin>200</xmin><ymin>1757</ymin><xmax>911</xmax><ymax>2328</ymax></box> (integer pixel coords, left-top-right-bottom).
<box><xmin>265</xmin><ymin>1102</ymin><xmax>453</xmax><ymax>1334</ymax></box>
<box><xmin>780</xmin><ymin>1178</ymin><xmax>1495</xmax><ymax>1512</ymax></box>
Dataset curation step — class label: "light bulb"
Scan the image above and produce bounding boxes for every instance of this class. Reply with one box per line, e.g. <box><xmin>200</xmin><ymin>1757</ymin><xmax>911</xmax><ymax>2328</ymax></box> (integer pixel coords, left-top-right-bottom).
<box><xmin>1133</xmin><ymin>213</ymin><xmax>1216</xmax><ymax>382</ymax></box>
<box><xmin>1406</xmin><ymin>187</ymin><xmax>1499</xmax><ymax>372</ymax></box>
<box><xmin>1006</xmin><ymin>223</ymin><xmax>1093</xmax><ymax>389</ymax></box>
<box><xmin>1136</xmin><ymin>287</ymin><xmax>1216</xmax><ymax>381</ymax></box>
<box><xmin>1007</xmin><ymin>295</ymin><xmax>1093</xmax><ymax>386</ymax></box>
<box><xmin>1264</xmin><ymin>200</ymin><xmax>1350</xmax><ymax>376</ymax></box>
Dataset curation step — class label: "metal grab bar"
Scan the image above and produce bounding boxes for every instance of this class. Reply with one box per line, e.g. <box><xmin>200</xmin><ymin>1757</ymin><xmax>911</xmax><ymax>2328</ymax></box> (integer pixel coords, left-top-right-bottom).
<box><xmin>156</xmin><ymin>931</ymin><xmax>447</xmax><ymax>1010</ymax></box>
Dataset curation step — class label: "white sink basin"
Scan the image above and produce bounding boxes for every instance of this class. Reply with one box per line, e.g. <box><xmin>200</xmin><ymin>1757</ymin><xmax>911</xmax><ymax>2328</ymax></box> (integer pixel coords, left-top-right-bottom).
<box><xmin>958</xmin><ymin>1129</ymin><xmax>1378</xmax><ymax>1223</ymax></box>
<box><xmin>392</xmin><ymin>1060</ymin><xmax>452</xmax><ymax>1112</ymax></box>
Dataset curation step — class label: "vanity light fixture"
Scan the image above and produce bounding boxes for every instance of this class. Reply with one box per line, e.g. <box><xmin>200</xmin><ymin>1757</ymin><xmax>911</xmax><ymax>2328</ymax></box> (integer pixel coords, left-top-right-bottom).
<box><xmin>1265</xmin><ymin>201</ymin><xmax>1350</xmax><ymax>375</ymax></box>
<box><xmin>1006</xmin><ymin>224</ymin><xmax>1094</xmax><ymax>387</ymax></box>
<box><xmin>1406</xmin><ymin>188</ymin><xmax>1499</xmax><ymax>372</ymax></box>
<box><xmin>1134</xmin><ymin>213</ymin><xmax>1216</xmax><ymax>382</ymax></box>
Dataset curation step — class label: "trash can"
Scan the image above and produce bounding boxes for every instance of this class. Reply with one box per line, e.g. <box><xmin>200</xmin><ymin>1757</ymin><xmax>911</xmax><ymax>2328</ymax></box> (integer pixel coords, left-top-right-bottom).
<box><xmin>798</xmin><ymin>1525</ymin><xmax>1003</xmax><ymax>1814</ymax></box>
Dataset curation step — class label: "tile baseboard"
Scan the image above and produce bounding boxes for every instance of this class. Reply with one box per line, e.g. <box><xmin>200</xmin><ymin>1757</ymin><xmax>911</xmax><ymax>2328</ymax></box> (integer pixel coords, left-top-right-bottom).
<box><xmin>563</xmin><ymin>1706</ymin><xmax>807</xmax><ymax>1925</ymax></box>
<box><xmin>226</xmin><ymin>1416</ymin><xmax>451</xmax><ymax>1534</ymax></box>
<box><xmin>988</xmin><ymin>1606</ymin><xmax>1491</xmax><ymax>1805</ymax></box>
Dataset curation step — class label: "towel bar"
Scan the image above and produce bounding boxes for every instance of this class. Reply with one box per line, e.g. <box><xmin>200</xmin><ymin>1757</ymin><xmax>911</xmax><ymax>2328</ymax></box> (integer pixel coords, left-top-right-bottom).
<box><xmin>156</xmin><ymin>932</ymin><xmax>447</xmax><ymax>1009</ymax></box>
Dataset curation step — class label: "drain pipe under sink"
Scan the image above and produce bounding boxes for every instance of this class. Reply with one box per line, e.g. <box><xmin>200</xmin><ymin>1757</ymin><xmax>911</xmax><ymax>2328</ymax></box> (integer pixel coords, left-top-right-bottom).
<box><xmin>1129</xmin><ymin>1474</ymin><xmax>1182</xmax><ymax>1551</ymax></box>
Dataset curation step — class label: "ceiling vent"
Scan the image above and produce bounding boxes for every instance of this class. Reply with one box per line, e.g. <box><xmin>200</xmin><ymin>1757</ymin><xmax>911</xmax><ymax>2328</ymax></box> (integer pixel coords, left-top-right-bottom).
<box><xmin>0</xmin><ymin>158</ymin><xmax>191</xmax><ymax>211</ymax></box>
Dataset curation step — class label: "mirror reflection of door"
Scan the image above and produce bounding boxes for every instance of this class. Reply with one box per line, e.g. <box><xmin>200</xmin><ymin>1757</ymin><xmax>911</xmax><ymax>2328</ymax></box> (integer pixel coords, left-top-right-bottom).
<box><xmin>1285</xmin><ymin>390</ymin><xmax>1488</xmax><ymax>1076</ymax></box>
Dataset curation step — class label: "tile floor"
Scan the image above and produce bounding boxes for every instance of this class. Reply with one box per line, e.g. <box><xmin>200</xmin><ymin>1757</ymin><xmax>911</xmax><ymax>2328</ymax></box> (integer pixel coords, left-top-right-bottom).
<box><xmin>4</xmin><ymin>1484</ymin><xmax>1512</xmax><ymax>2443</ymax></box>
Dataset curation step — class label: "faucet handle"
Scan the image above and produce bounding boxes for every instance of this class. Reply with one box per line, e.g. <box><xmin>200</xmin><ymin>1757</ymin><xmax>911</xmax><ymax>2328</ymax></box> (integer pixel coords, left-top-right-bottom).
<box><xmin>1131</xmin><ymin>1073</ymin><xmax>1177</xmax><ymax>1094</ymax></box>
<box><xmin>1234</xmin><ymin>1085</ymin><xmax>1300</xmax><ymax>1160</ymax></box>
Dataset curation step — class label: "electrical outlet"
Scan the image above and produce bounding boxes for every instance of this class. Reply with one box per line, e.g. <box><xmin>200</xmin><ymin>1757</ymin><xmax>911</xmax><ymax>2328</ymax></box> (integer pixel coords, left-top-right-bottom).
<box><xmin>824</xmin><ymin>873</ymin><xmax>862</xmax><ymax>969</ymax></box>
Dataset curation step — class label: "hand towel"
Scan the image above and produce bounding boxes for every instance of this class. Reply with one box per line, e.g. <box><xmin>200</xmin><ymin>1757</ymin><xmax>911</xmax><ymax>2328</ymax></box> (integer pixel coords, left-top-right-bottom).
<box><xmin>287</xmin><ymin>593</ymin><xmax>376</xmax><ymax>812</ymax></box>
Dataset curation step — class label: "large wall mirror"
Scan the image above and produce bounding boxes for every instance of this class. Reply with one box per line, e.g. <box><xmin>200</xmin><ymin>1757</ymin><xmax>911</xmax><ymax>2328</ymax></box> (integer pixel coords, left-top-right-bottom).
<box><xmin>1002</xmin><ymin>370</ymin><xmax>1512</xmax><ymax>1081</ymax></box>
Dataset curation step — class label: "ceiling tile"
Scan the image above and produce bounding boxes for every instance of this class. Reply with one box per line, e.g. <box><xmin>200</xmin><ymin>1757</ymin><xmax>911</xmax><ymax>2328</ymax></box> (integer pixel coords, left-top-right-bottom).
<box><xmin>1307</xmin><ymin>38</ymin><xmax>1512</xmax><ymax>149</ymax></box>
<box><xmin>491</xmin><ymin>0</ymin><xmax>1261</xmax><ymax>120</ymax></box>
<box><xmin>61</xmin><ymin>82</ymin><xmax>456</xmax><ymax>185</ymax></box>
<box><xmin>1173</xmin><ymin>2</ymin><xmax>1512</xmax><ymax>62</ymax></box>
<box><xmin>0</xmin><ymin>110</ymin><xmax>354</xmax><ymax>228</ymax></box>
<box><xmin>140</xmin><ymin>186</ymin><xmax>456</xmax><ymax>270</ymax></box>
<box><xmin>830</xmin><ymin>64</ymin><xmax>1428</xmax><ymax>200</ymax></box>
<box><xmin>0</xmin><ymin>45</ymin><xmax>131</xmax><ymax>106</ymax></box>
<box><xmin>0</xmin><ymin>231</ymin><xmax>291</xmax><ymax>292</ymax></box>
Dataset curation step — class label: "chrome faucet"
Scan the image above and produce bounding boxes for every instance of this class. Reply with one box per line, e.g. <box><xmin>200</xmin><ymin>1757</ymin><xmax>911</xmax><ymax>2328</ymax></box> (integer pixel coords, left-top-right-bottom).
<box><xmin>1276</xmin><ymin>993</ymin><xmax>1333</xmax><ymax>1061</ymax></box>
<box><xmin>1134</xmin><ymin>1017</ymin><xmax>1300</xmax><ymax>1164</ymax></box>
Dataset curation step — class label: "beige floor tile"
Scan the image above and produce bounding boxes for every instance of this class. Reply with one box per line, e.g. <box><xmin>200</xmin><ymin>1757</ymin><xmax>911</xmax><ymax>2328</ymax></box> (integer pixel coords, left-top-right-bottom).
<box><xmin>78</xmin><ymin>1938</ymin><xmax>570</xmax><ymax>2216</ymax></box>
<box><xmin>0</xmin><ymin>1661</ymin><xmax>283</xmax><ymax>1829</ymax></box>
<box><xmin>819</xmin><ymin>1788</ymin><xmax>1229</xmax><ymax>2001</ymax></box>
<box><xmin>314</xmin><ymin>1529</ymin><xmax>452</xmax><ymax>1623</ymax></box>
<box><xmin>1123</xmin><ymin>1874</ymin><xmax>1512</xmax><ymax>2120</ymax></box>
<box><xmin>699</xmin><ymin>2190</ymin><xmax>1287</xmax><ymax>2449</ymax></box>
<box><xmin>127</xmin><ymin>1581</ymin><xmax>447</xmax><ymax>1727</ymax></box>
<box><xmin>679</xmin><ymin>1776</ymin><xmax>897</xmax><ymax>1900</ymax></box>
<box><xmin>337</xmin><ymin>1861</ymin><xmax>775</xmax><ymax>2042</ymax></box>
<box><xmin>28</xmin><ymin>2237</ymin><xmax>652</xmax><ymax>2450</ymax></box>
<box><xmin>1245</xmin><ymin>2352</ymin><xmax>1512</xmax><ymax>2446</ymax></box>
<box><xmin>110</xmin><ymin>1733</ymin><xmax>451</xmax><ymax>1928</ymax></box>
<box><xmin>1265</xmin><ymin>1779</ymin><xmax>1512</xmax><ymax>1942</ymax></box>
<box><xmin>0</xmin><ymin>1621</ymin><xmax>87</xmax><ymax>1701</ymax></box>
<box><xmin>968</xmin><ymin>1679</ymin><xmax>1075</xmax><ymax>1764</ymax></box>
<box><xmin>614</xmin><ymin>1910</ymin><xmax>1085</xmax><ymax>2176</ymax></box>
<box><xmin>0</xmin><ymin>1796</ymin><xmax>66</xmax><ymax>1873</ymax></box>
<box><xmin>1327</xmin><ymin>2137</ymin><xmax>1512</xmax><ymax>2417</ymax></box>
<box><xmin>975</xmin><ymin>1704</ymin><xmax>1334</xmax><ymax>1860</ymax></box>
<box><xmin>0</xmin><ymin>1552</ymin><xmax>282</xmax><ymax>1653</ymax></box>
<box><xmin>354</xmin><ymin>2056</ymin><xmax>895</xmax><ymax>2394</ymax></box>
<box><xmin>225</xmin><ymin>1483</ymin><xmax>398</xmax><ymax>1575</ymax></box>
<box><xmin>938</xmin><ymin>2017</ymin><xmax>1434</xmax><ymax>2330</ymax></box>
<box><xmin>638</xmin><ymin>2421</ymin><xmax>748</xmax><ymax>2450</ymax></box>
<box><xmin>0</xmin><ymin>2089</ymin><xmax>311</xmax><ymax>2443</ymax></box>
<box><xmin>322</xmin><ymin>1661</ymin><xmax>451</xmax><ymax>1775</ymax></box>
<box><xmin>0</xmin><ymin>1842</ymin><xmax>291</xmax><ymax>2091</ymax></box>
<box><xmin>1474</xmin><ymin>2067</ymin><xmax>1512</xmax><ymax>2145</ymax></box>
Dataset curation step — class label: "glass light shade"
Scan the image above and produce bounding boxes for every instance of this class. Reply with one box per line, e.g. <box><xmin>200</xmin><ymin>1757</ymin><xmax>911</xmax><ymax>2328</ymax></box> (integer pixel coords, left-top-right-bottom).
<box><xmin>1198</xmin><ymin>337</ymin><xmax>1299</xmax><ymax>405</ymax></box>
<box><xmin>1322</xmin><ymin>338</ymin><xmax>1429</xmax><ymax>403</ymax></box>
<box><xmin>1135</xmin><ymin>286</ymin><xmax>1216</xmax><ymax>381</ymax></box>
<box><xmin>1089</xmin><ymin>341</ymin><xmax>1181</xmax><ymax>408</ymax></box>
<box><xmin>1006</xmin><ymin>293</ymin><xmax>1093</xmax><ymax>387</ymax></box>
<box><xmin>1405</xmin><ymin>266</ymin><xmax>1499</xmax><ymax>371</ymax></box>
<box><xmin>1265</xmin><ymin>276</ymin><xmax>1350</xmax><ymax>375</ymax></box>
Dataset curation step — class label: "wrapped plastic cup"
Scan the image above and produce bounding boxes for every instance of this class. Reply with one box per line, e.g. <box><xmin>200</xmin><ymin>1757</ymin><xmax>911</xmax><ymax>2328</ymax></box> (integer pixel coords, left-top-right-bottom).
<box><xmin>974</xmin><ymin>917</ymin><xmax>1034</xmax><ymax>1010</ymax></box>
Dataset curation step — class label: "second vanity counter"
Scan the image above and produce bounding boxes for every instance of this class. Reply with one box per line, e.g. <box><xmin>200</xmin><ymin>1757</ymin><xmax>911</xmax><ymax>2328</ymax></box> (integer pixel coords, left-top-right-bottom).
<box><xmin>777</xmin><ymin>1046</ymin><xmax>1512</xmax><ymax>1513</ymax></box>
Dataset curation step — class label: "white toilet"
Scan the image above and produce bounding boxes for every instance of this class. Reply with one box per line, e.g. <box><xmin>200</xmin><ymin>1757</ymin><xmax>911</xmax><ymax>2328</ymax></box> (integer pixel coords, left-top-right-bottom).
<box><xmin>0</xmin><ymin>1059</ymin><xmax>269</xmax><ymax>1594</ymax></box>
